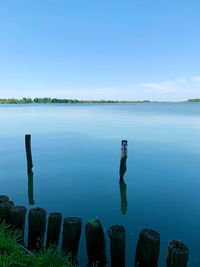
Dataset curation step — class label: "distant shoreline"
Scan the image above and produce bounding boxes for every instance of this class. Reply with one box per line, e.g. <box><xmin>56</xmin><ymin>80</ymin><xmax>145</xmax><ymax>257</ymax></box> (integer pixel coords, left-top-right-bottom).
<box><xmin>0</xmin><ymin>97</ymin><xmax>199</xmax><ymax>104</ymax></box>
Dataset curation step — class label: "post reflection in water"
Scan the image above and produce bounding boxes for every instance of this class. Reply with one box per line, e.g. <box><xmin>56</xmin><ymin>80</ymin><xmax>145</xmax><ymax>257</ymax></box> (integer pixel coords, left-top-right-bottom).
<box><xmin>28</xmin><ymin>171</ymin><xmax>35</xmax><ymax>205</ymax></box>
<box><xmin>119</xmin><ymin>156</ymin><xmax>128</xmax><ymax>215</ymax></box>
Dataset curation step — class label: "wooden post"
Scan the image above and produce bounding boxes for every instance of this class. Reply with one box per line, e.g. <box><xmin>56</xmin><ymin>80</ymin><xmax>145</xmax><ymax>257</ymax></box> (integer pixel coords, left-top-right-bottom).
<box><xmin>85</xmin><ymin>220</ymin><xmax>107</xmax><ymax>267</ymax></box>
<box><xmin>28</xmin><ymin>207</ymin><xmax>47</xmax><ymax>250</ymax></box>
<box><xmin>0</xmin><ymin>201</ymin><xmax>14</xmax><ymax>224</ymax></box>
<box><xmin>46</xmin><ymin>212</ymin><xmax>62</xmax><ymax>248</ymax></box>
<box><xmin>167</xmin><ymin>240</ymin><xmax>189</xmax><ymax>267</ymax></box>
<box><xmin>108</xmin><ymin>225</ymin><xmax>125</xmax><ymax>267</ymax></box>
<box><xmin>0</xmin><ymin>195</ymin><xmax>9</xmax><ymax>203</ymax></box>
<box><xmin>62</xmin><ymin>217</ymin><xmax>82</xmax><ymax>259</ymax></box>
<box><xmin>121</xmin><ymin>140</ymin><xmax>128</xmax><ymax>158</ymax></box>
<box><xmin>25</xmin><ymin>134</ymin><xmax>33</xmax><ymax>173</ymax></box>
<box><xmin>10</xmin><ymin>206</ymin><xmax>27</xmax><ymax>244</ymax></box>
<box><xmin>134</xmin><ymin>228</ymin><xmax>160</xmax><ymax>267</ymax></box>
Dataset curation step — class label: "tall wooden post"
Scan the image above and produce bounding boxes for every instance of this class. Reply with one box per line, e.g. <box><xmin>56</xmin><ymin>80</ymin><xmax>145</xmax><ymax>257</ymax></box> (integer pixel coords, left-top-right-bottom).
<box><xmin>46</xmin><ymin>212</ymin><xmax>62</xmax><ymax>248</ymax></box>
<box><xmin>10</xmin><ymin>206</ymin><xmax>27</xmax><ymax>244</ymax></box>
<box><xmin>25</xmin><ymin>134</ymin><xmax>33</xmax><ymax>173</ymax></box>
<box><xmin>134</xmin><ymin>228</ymin><xmax>160</xmax><ymax>267</ymax></box>
<box><xmin>108</xmin><ymin>225</ymin><xmax>125</xmax><ymax>267</ymax></box>
<box><xmin>85</xmin><ymin>220</ymin><xmax>107</xmax><ymax>267</ymax></box>
<box><xmin>62</xmin><ymin>217</ymin><xmax>82</xmax><ymax>259</ymax></box>
<box><xmin>167</xmin><ymin>240</ymin><xmax>189</xmax><ymax>267</ymax></box>
<box><xmin>28</xmin><ymin>207</ymin><xmax>47</xmax><ymax>250</ymax></box>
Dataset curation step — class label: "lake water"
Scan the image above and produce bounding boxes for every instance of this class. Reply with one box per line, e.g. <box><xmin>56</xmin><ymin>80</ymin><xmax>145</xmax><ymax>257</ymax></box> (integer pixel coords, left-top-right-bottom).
<box><xmin>0</xmin><ymin>103</ymin><xmax>200</xmax><ymax>266</ymax></box>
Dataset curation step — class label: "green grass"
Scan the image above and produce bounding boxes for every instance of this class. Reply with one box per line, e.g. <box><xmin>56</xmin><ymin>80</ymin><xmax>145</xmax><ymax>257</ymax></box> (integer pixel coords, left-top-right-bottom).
<box><xmin>89</xmin><ymin>220</ymin><xmax>100</xmax><ymax>228</ymax></box>
<box><xmin>0</xmin><ymin>222</ymin><xmax>77</xmax><ymax>267</ymax></box>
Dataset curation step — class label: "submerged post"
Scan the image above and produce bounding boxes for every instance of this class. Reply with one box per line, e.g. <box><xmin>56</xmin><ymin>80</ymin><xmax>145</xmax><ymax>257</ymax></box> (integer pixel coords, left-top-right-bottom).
<box><xmin>167</xmin><ymin>240</ymin><xmax>189</xmax><ymax>267</ymax></box>
<box><xmin>85</xmin><ymin>220</ymin><xmax>107</xmax><ymax>267</ymax></box>
<box><xmin>10</xmin><ymin>206</ymin><xmax>27</xmax><ymax>244</ymax></box>
<box><xmin>25</xmin><ymin>134</ymin><xmax>33</xmax><ymax>173</ymax></box>
<box><xmin>46</xmin><ymin>212</ymin><xmax>62</xmax><ymax>248</ymax></box>
<box><xmin>108</xmin><ymin>225</ymin><xmax>125</xmax><ymax>267</ymax></box>
<box><xmin>62</xmin><ymin>217</ymin><xmax>82</xmax><ymax>260</ymax></box>
<box><xmin>28</xmin><ymin>207</ymin><xmax>47</xmax><ymax>250</ymax></box>
<box><xmin>134</xmin><ymin>228</ymin><xmax>160</xmax><ymax>267</ymax></box>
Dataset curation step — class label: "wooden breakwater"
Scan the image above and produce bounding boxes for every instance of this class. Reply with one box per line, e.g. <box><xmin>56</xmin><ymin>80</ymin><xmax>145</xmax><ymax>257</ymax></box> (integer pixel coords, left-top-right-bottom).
<box><xmin>0</xmin><ymin>195</ymin><xmax>189</xmax><ymax>267</ymax></box>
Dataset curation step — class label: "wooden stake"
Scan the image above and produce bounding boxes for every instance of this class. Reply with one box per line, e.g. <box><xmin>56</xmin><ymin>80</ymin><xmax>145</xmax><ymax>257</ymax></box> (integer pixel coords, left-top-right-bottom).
<box><xmin>167</xmin><ymin>240</ymin><xmax>189</xmax><ymax>267</ymax></box>
<box><xmin>25</xmin><ymin>134</ymin><xmax>33</xmax><ymax>173</ymax></box>
<box><xmin>62</xmin><ymin>217</ymin><xmax>82</xmax><ymax>259</ymax></box>
<box><xmin>108</xmin><ymin>225</ymin><xmax>125</xmax><ymax>267</ymax></box>
<box><xmin>134</xmin><ymin>228</ymin><xmax>160</xmax><ymax>267</ymax></box>
<box><xmin>10</xmin><ymin>206</ymin><xmax>27</xmax><ymax>244</ymax></box>
<box><xmin>46</xmin><ymin>212</ymin><xmax>62</xmax><ymax>248</ymax></box>
<box><xmin>0</xmin><ymin>195</ymin><xmax>9</xmax><ymax>203</ymax></box>
<box><xmin>28</xmin><ymin>207</ymin><xmax>47</xmax><ymax>250</ymax></box>
<box><xmin>85</xmin><ymin>220</ymin><xmax>107</xmax><ymax>267</ymax></box>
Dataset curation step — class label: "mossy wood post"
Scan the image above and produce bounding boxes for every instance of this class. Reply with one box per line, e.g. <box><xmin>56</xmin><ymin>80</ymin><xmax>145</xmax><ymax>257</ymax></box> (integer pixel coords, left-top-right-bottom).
<box><xmin>62</xmin><ymin>217</ymin><xmax>82</xmax><ymax>259</ymax></box>
<box><xmin>85</xmin><ymin>220</ymin><xmax>107</xmax><ymax>267</ymax></box>
<box><xmin>0</xmin><ymin>195</ymin><xmax>9</xmax><ymax>203</ymax></box>
<box><xmin>46</xmin><ymin>212</ymin><xmax>62</xmax><ymax>248</ymax></box>
<box><xmin>108</xmin><ymin>225</ymin><xmax>125</xmax><ymax>267</ymax></box>
<box><xmin>10</xmin><ymin>206</ymin><xmax>27</xmax><ymax>244</ymax></box>
<box><xmin>134</xmin><ymin>228</ymin><xmax>160</xmax><ymax>267</ymax></box>
<box><xmin>0</xmin><ymin>201</ymin><xmax>14</xmax><ymax>224</ymax></box>
<box><xmin>167</xmin><ymin>240</ymin><xmax>189</xmax><ymax>267</ymax></box>
<box><xmin>25</xmin><ymin>134</ymin><xmax>33</xmax><ymax>173</ymax></box>
<box><xmin>28</xmin><ymin>207</ymin><xmax>47</xmax><ymax>251</ymax></box>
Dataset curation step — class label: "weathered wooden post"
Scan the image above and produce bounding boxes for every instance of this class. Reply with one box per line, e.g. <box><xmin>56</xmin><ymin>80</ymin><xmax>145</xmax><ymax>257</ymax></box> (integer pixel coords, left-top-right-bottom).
<box><xmin>46</xmin><ymin>212</ymin><xmax>62</xmax><ymax>248</ymax></box>
<box><xmin>108</xmin><ymin>225</ymin><xmax>125</xmax><ymax>267</ymax></box>
<box><xmin>62</xmin><ymin>217</ymin><xmax>82</xmax><ymax>260</ymax></box>
<box><xmin>85</xmin><ymin>220</ymin><xmax>107</xmax><ymax>267</ymax></box>
<box><xmin>28</xmin><ymin>207</ymin><xmax>47</xmax><ymax>250</ymax></box>
<box><xmin>167</xmin><ymin>240</ymin><xmax>189</xmax><ymax>267</ymax></box>
<box><xmin>25</xmin><ymin>134</ymin><xmax>33</xmax><ymax>173</ymax></box>
<box><xmin>134</xmin><ymin>228</ymin><xmax>160</xmax><ymax>267</ymax></box>
<box><xmin>121</xmin><ymin>140</ymin><xmax>128</xmax><ymax>158</ymax></box>
<box><xmin>10</xmin><ymin>206</ymin><xmax>27</xmax><ymax>244</ymax></box>
<box><xmin>0</xmin><ymin>200</ymin><xmax>14</xmax><ymax>224</ymax></box>
<box><xmin>0</xmin><ymin>195</ymin><xmax>9</xmax><ymax>203</ymax></box>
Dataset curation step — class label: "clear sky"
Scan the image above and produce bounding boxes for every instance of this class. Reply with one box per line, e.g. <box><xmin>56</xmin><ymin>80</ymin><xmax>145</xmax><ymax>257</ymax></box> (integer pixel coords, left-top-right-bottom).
<box><xmin>0</xmin><ymin>0</ymin><xmax>200</xmax><ymax>101</ymax></box>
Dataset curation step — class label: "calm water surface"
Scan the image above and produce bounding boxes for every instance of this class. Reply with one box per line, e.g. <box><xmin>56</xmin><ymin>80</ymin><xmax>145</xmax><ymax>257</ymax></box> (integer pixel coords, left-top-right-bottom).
<box><xmin>0</xmin><ymin>103</ymin><xmax>200</xmax><ymax>266</ymax></box>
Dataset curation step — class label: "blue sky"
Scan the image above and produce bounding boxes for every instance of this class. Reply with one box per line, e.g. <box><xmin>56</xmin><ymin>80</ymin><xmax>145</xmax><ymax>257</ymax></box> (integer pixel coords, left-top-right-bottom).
<box><xmin>0</xmin><ymin>0</ymin><xmax>200</xmax><ymax>101</ymax></box>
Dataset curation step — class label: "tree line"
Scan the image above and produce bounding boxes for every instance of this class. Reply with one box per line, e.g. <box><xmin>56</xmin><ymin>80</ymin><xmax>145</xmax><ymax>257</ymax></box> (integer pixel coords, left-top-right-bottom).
<box><xmin>188</xmin><ymin>99</ymin><xmax>200</xmax><ymax>102</ymax></box>
<box><xmin>0</xmin><ymin>97</ymin><xmax>150</xmax><ymax>104</ymax></box>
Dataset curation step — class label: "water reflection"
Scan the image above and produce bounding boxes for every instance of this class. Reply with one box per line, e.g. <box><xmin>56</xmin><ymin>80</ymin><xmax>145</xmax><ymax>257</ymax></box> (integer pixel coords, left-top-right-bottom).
<box><xmin>28</xmin><ymin>171</ymin><xmax>35</xmax><ymax>205</ymax></box>
<box><xmin>119</xmin><ymin>178</ymin><xmax>128</xmax><ymax>215</ymax></box>
<box><xmin>120</xmin><ymin>156</ymin><xmax>127</xmax><ymax>180</ymax></box>
<box><xmin>119</xmin><ymin>153</ymin><xmax>128</xmax><ymax>215</ymax></box>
